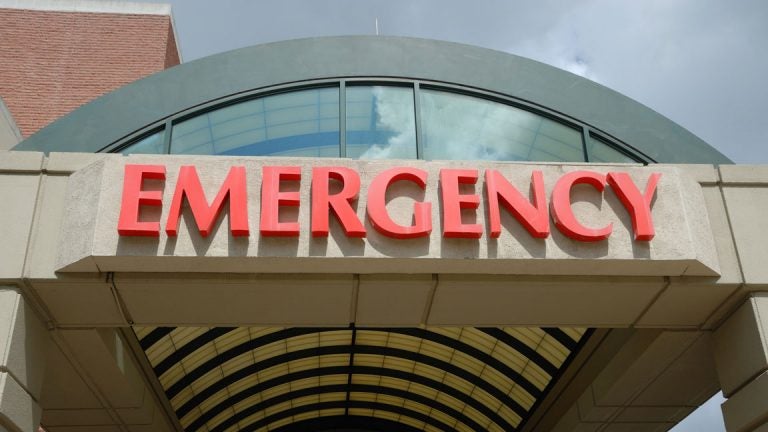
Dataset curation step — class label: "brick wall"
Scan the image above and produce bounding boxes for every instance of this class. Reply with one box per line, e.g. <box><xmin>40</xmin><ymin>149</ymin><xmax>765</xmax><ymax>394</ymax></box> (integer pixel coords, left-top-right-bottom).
<box><xmin>0</xmin><ymin>8</ymin><xmax>180</xmax><ymax>137</ymax></box>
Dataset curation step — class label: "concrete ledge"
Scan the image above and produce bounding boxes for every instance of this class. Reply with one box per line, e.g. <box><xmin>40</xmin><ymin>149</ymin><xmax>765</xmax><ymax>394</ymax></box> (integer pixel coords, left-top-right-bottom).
<box><xmin>713</xmin><ymin>294</ymin><xmax>768</xmax><ymax>396</ymax></box>
<box><xmin>722</xmin><ymin>370</ymin><xmax>768</xmax><ymax>432</ymax></box>
<box><xmin>0</xmin><ymin>151</ymin><xmax>43</xmax><ymax>172</ymax></box>
<box><xmin>45</xmin><ymin>152</ymin><xmax>115</xmax><ymax>174</ymax></box>
<box><xmin>0</xmin><ymin>372</ymin><xmax>42</xmax><ymax>432</ymax></box>
<box><xmin>720</xmin><ymin>165</ymin><xmax>768</xmax><ymax>184</ymax></box>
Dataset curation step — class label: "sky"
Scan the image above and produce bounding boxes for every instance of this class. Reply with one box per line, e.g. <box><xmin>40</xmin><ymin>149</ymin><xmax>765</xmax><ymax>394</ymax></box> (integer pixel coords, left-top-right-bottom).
<box><xmin>155</xmin><ymin>0</ymin><xmax>768</xmax><ymax>164</ymax></box>
<box><xmin>128</xmin><ymin>0</ymin><xmax>765</xmax><ymax>430</ymax></box>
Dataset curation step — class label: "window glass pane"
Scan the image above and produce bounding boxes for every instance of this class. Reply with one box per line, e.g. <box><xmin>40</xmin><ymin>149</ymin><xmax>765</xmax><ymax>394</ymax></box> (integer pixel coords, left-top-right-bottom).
<box><xmin>171</xmin><ymin>87</ymin><xmax>340</xmax><ymax>157</ymax></box>
<box><xmin>588</xmin><ymin>135</ymin><xmax>639</xmax><ymax>163</ymax></box>
<box><xmin>345</xmin><ymin>86</ymin><xmax>417</xmax><ymax>159</ymax></box>
<box><xmin>121</xmin><ymin>130</ymin><xmax>165</xmax><ymax>154</ymax></box>
<box><xmin>420</xmin><ymin>90</ymin><xmax>584</xmax><ymax>162</ymax></box>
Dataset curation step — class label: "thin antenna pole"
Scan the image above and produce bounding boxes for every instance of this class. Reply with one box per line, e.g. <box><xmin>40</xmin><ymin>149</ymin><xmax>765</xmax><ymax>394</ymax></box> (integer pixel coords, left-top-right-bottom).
<box><xmin>375</xmin><ymin>17</ymin><xmax>380</xmax><ymax>35</ymax></box>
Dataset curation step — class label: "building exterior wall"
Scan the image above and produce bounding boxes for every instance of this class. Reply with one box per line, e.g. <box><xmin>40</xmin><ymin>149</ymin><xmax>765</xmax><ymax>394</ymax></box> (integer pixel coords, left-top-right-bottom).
<box><xmin>0</xmin><ymin>152</ymin><xmax>764</xmax><ymax>431</ymax></box>
<box><xmin>0</xmin><ymin>97</ymin><xmax>21</xmax><ymax>150</ymax></box>
<box><xmin>0</xmin><ymin>5</ymin><xmax>180</xmax><ymax>137</ymax></box>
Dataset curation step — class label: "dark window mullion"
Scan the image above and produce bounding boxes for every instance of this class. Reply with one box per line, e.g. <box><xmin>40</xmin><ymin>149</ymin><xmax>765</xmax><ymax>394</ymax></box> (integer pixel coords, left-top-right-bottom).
<box><xmin>413</xmin><ymin>82</ymin><xmax>424</xmax><ymax>160</ymax></box>
<box><xmin>339</xmin><ymin>81</ymin><xmax>346</xmax><ymax>157</ymax></box>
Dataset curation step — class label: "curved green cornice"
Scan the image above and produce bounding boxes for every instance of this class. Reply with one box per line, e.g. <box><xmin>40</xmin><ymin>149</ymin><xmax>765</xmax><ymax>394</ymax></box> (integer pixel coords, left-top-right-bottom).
<box><xmin>13</xmin><ymin>36</ymin><xmax>730</xmax><ymax>163</ymax></box>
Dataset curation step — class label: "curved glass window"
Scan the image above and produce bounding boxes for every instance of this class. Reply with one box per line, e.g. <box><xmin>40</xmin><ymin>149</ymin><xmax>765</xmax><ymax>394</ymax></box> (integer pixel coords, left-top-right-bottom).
<box><xmin>420</xmin><ymin>89</ymin><xmax>584</xmax><ymax>162</ymax></box>
<box><xmin>116</xmin><ymin>80</ymin><xmax>646</xmax><ymax>164</ymax></box>
<box><xmin>121</xmin><ymin>130</ymin><xmax>164</xmax><ymax>154</ymax></box>
<box><xmin>170</xmin><ymin>87</ymin><xmax>340</xmax><ymax>157</ymax></box>
<box><xmin>588</xmin><ymin>134</ymin><xmax>638</xmax><ymax>163</ymax></box>
<box><xmin>345</xmin><ymin>85</ymin><xmax>417</xmax><ymax>160</ymax></box>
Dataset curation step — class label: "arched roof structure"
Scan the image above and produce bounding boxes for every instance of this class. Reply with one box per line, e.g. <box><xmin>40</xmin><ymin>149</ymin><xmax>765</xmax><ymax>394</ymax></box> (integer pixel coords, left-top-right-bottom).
<box><xmin>13</xmin><ymin>36</ymin><xmax>730</xmax><ymax>164</ymax></box>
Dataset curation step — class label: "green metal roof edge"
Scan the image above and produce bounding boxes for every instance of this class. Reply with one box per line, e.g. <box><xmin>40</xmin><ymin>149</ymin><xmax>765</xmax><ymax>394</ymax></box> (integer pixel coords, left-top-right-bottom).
<box><xmin>13</xmin><ymin>36</ymin><xmax>731</xmax><ymax>164</ymax></box>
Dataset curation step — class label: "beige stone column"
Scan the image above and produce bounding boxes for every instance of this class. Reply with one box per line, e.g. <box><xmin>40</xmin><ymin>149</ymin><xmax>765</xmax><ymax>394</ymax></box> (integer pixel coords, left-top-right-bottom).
<box><xmin>714</xmin><ymin>293</ymin><xmax>768</xmax><ymax>431</ymax></box>
<box><xmin>0</xmin><ymin>286</ymin><xmax>50</xmax><ymax>432</ymax></box>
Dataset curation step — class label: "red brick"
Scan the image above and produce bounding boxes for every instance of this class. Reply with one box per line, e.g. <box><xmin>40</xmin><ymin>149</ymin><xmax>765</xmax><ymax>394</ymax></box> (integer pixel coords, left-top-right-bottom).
<box><xmin>0</xmin><ymin>8</ymin><xmax>180</xmax><ymax>137</ymax></box>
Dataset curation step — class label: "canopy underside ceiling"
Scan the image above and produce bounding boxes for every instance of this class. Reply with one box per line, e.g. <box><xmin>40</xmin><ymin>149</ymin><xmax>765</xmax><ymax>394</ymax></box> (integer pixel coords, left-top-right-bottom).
<box><xmin>135</xmin><ymin>325</ymin><xmax>590</xmax><ymax>432</ymax></box>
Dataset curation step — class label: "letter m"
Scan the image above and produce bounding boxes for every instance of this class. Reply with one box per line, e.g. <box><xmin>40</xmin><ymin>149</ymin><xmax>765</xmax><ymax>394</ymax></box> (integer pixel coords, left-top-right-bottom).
<box><xmin>165</xmin><ymin>166</ymin><xmax>249</xmax><ymax>237</ymax></box>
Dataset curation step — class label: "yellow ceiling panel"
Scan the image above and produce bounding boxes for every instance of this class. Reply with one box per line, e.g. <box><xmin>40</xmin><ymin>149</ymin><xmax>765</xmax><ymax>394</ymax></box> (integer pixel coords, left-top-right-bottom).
<box><xmin>232</xmin><ymin>409</ymin><xmax>265</xmax><ymax>432</ymax></box>
<box><xmin>318</xmin><ymin>330</ymin><xmax>352</xmax><ymax>346</ymax></box>
<box><xmin>180</xmin><ymin>345</ymin><xmax>218</xmax><ymax>374</ymax></box>
<box><xmin>207</xmin><ymin>406</ymin><xmax>240</xmax><ymax>431</ymax></box>
<box><xmin>375</xmin><ymin>393</ymin><xmax>405</xmax><ymax>407</ymax></box>
<box><xmin>399</xmin><ymin>414</ymin><xmax>425</xmax><ymax>429</ymax></box>
<box><xmin>539</xmin><ymin>338</ymin><xmax>570</xmax><ymax>363</ymax></box>
<box><xmin>214</xmin><ymin>328</ymin><xmax>251</xmax><ymax>352</ymax></box>
<box><xmin>232</xmin><ymin>393</ymin><xmax>263</xmax><ymax>415</ymax></box>
<box><xmin>189</xmin><ymin>368</ymin><xmax>224</xmax><ymax>396</ymax></box>
<box><xmin>433</xmin><ymin>396</ymin><xmax>464</xmax><ymax>417</ymax></box>
<box><xmin>290</xmin><ymin>409</ymin><xmax>320</xmax><ymax>423</ymax></box>
<box><xmin>450</xmin><ymin>351</ymin><xmax>488</xmax><ymax>377</ymax></box>
<box><xmin>348</xmin><ymin>408</ymin><xmax>374</xmax><ymax>417</ymax></box>
<box><xmin>563</xmin><ymin>327</ymin><xmax>587</xmax><ymax>341</ymax></box>
<box><xmin>491</xmin><ymin>344</ymin><xmax>532</xmax><ymax>373</ymax></box>
<box><xmin>350</xmin><ymin>391</ymin><xmax>376</xmax><ymax>402</ymax></box>
<box><xmin>317</xmin><ymin>408</ymin><xmax>345</xmax><ymax>417</ymax></box>
<box><xmin>377</xmin><ymin>376</ymin><xmax>408</xmax><ymax>389</ymax></box>
<box><xmin>411</xmin><ymin>363</ymin><xmax>447</xmax><ymax>384</ymax></box>
<box><xmin>373</xmin><ymin>409</ymin><xmax>400</xmax><ymax>422</ymax></box>
<box><xmin>351</xmin><ymin>354</ymin><xmax>384</xmax><ymax>368</ymax></box>
<box><xmin>219</xmin><ymin>353</ymin><xmax>255</xmax><ymax>377</ymax></box>
<box><xmin>509</xmin><ymin>385</ymin><xmax>536</xmax><ymax>410</ymax></box>
<box><xmin>251</xmin><ymin>341</ymin><xmax>288</xmax><ymax>363</ymax></box>
<box><xmin>169</xmin><ymin>327</ymin><xmax>209</xmax><ymax>349</ymax></box>
<box><xmin>256</xmin><ymin>365</ymin><xmax>291</xmax><ymax>383</ymax></box>
<box><xmin>407</xmin><ymin>383</ymin><xmax>439</xmax><ymax>400</ymax></box>
<box><xmin>351</xmin><ymin>374</ymin><xmax>381</xmax><ymax>386</ymax></box>
<box><xmin>263</xmin><ymin>415</ymin><xmax>292</xmax><ymax>431</ymax></box>
<box><xmin>288</xmin><ymin>376</ymin><xmax>321</xmax><ymax>392</ymax></box>
<box><xmin>168</xmin><ymin>382</ymin><xmax>196</xmax><ymax>408</ymax></box>
<box><xmin>428</xmin><ymin>407</ymin><xmax>460</xmax><ymax>429</ymax></box>
<box><xmin>316</xmin><ymin>354</ymin><xmax>350</xmax><ymax>367</ymax></box>
<box><xmin>417</xmin><ymin>341</ymin><xmax>455</xmax><ymax>363</ymax></box>
<box><xmin>318</xmin><ymin>374</ymin><xmax>347</xmax><ymax>386</ymax></box>
<box><xmin>380</xmin><ymin>356</ymin><xmax>417</xmax><ymax>372</ymax></box>
<box><xmin>259</xmin><ymin>383</ymin><xmax>292</xmax><ymax>402</ymax></box>
<box><xmin>521</xmin><ymin>365</ymin><xmax>550</xmax><ymax>390</ymax></box>
<box><xmin>401</xmin><ymin>399</ymin><xmax>429</xmax><ymax>415</ymax></box>
<box><xmin>457</xmin><ymin>328</ymin><xmax>498</xmax><ymax>352</ymax></box>
<box><xmin>354</xmin><ymin>330</ymin><xmax>389</xmax><ymax>345</ymax></box>
<box><xmin>285</xmin><ymin>333</ymin><xmax>320</xmax><ymax>351</ymax></box>
<box><xmin>227</xmin><ymin>375</ymin><xmax>262</xmax><ymax>397</ymax></box>
<box><xmin>198</xmin><ymin>389</ymin><xmax>232</xmax><ymax>415</ymax></box>
<box><xmin>290</xmin><ymin>394</ymin><xmax>321</xmax><ymax>408</ymax></box>
<box><xmin>382</xmin><ymin>333</ymin><xmax>422</xmax><ymax>352</ymax></box>
<box><xmin>440</xmin><ymin>373</ymin><xmax>475</xmax><ymax>396</ymax></box>
<box><xmin>263</xmin><ymin>399</ymin><xmax>292</xmax><ymax>417</ymax></box>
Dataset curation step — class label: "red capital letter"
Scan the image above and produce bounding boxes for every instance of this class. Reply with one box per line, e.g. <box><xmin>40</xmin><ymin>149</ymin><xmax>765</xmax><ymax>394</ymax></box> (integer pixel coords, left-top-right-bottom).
<box><xmin>440</xmin><ymin>169</ymin><xmax>482</xmax><ymax>238</ymax></box>
<box><xmin>118</xmin><ymin>164</ymin><xmax>166</xmax><ymax>237</ymax></box>
<box><xmin>311</xmin><ymin>167</ymin><xmax>365</xmax><ymax>237</ymax></box>
<box><xmin>551</xmin><ymin>171</ymin><xmax>612</xmax><ymax>241</ymax></box>
<box><xmin>367</xmin><ymin>167</ymin><xmax>432</xmax><ymax>239</ymax></box>
<box><xmin>260</xmin><ymin>166</ymin><xmax>301</xmax><ymax>237</ymax></box>
<box><xmin>165</xmin><ymin>166</ymin><xmax>249</xmax><ymax>237</ymax></box>
<box><xmin>485</xmin><ymin>169</ymin><xmax>549</xmax><ymax>238</ymax></box>
<box><xmin>607</xmin><ymin>172</ymin><xmax>661</xmax><ymax>241</ymax></box>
